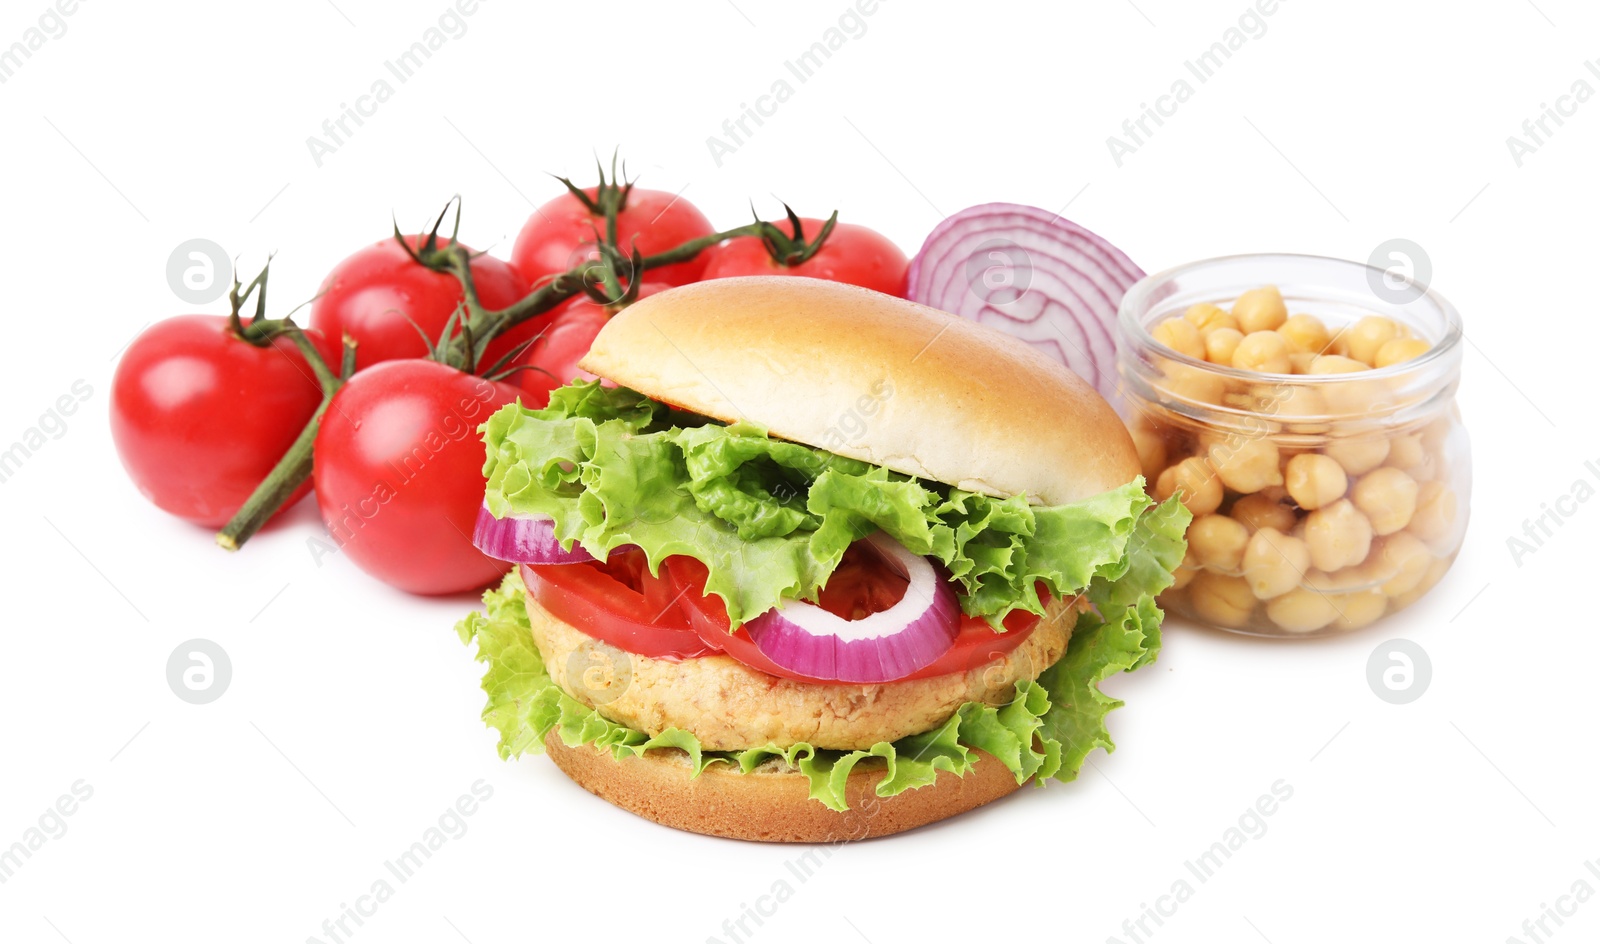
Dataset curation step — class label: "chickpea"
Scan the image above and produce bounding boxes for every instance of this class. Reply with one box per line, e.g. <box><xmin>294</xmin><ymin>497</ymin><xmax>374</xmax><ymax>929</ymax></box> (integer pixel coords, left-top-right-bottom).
<box><xmin>1331</xmin><ymin>591</ymin><xmax>1388</xmax><ymax>631</ymax></box>
<box><xmin>1351</xmin><ymin>467</ymin><xmax>1419</xmax><ymax>535</ymax></box>
<box><xmin>1324</xmin><ymin>437</ymin><xmax>1390</xmax><ymax>476</ymax></box>
<box><xmin>1169</xmin><ymin>558</ymin><xmax>1198</xmax><ymax>590</ymax></box>
<box><xmin>1159</xmin><ymin>362</ymin><xmax>1230</xmax><ymax>405</ymax></box>
<box><xmin>1153</xmin><ymin>317</ymin><xmax>1205</xmax><ymax>360</ymax></box>
<box><xmin>1307</xmin><ymin>354</ymin><xmax>1370</xmax><ymax>375</ymax></box>
<box><xmin>1303</xmin><ymin>498</ymin><xmax>1374</xmax><ymax>572</ymax></box>
<box><xmin>1127</xmin><ymin>418</ymin><xmax>1169</xmax><ymax>483</ymax></box>
<box><xmin>1386</xmin><ymin>434</ymin><xmax>1426</xmax><ymax>470</ymax></box>
<box><xmin>1271</xmin><ymin>384</ymin><xmax>1329</xmax><ymax>433</ymax></box>
<box><xmin>1344</xmin><ymin>315</ymin><xmax>1403</xmax><ymax>366</ymax></box>
<box><xmin>1242</xmin><ymin>527</ymin><xmax>1311</xmax><ymax>600</ymax></box>
<box><xmin>1421</xmin><ymin>412</ymin><xmax>1455</xmax><ymax>453</ymax></box>
<box><xmin>1205</xmin><ymin>327</ymin><xmax>1245</xmax><ymax>365</ymax></box>
<box><xmin>1188</xmin><ymin>571</ymin><xmax>1256</xmax><ymax>628</ymax></box>
<box><xmin>1185</xmin><ymin>303</ymin><xmax>1239</xmax><ymax>333</ymax></box>
<box><xmin>1374</xmin><ymin>531</ymin><xmax>1431</xmax><ymax>596</ymax></box>
<box><xmin>1284</xmin><ymin>453</ymin><xmax>1348</xmax><ymax>510</ymax></box>
<box><xmin>1232</xmin><ymin>286</ymin><xmax>1288</xmax><ymax>333</ymax></box>
<box><xmin>1288</xmin><ymin>352</ymin><xmax>1318</xmax><ymax>374</ymax></box>
<box><xmin>1188</xmin><ymin>514</ymin><xmax>1251</xmax><ymax>573</ymax></box>
<box><xmin>1392</xmin><ymin>556</ymin><xmax>1453</xmax><ymax>608</ymax></box>
<box><xmin>1208</xmin><ymin>438</ymin><xmax>1283</xmax><ymax>494</ymax></box>
<box><xmin>1265</xmin><ymin>587</ymin><xmax>1341</xmax><ymax>633</ymax></box>
<box><xmin>1278</xmin><ymin>313</ymin><xmax>1331</xmax><ymax>354</ymax></box>
<box><xmin>1374</xmin><ymin>337</ymin><xmax>1430</xmax><ymax>368</ymax></box>
<box><xmin>1408</xmin><ymin>481</ymin><xmax>1458</xmax><ymax>546</ymax></box>
<box><xmin>1156</xmin><ymin>456</ymin><xmax>1224</xmax><ymax>517</ymax></box>
<box><xmin>1232</xmin><ymin>331</ymin><xmax>1293</xmax><ymax>374</ymax></box>
<box><xmin>1231</xmin><ymin>492</ymin><xmax>1297</xmax><ymax>533</ymax></box>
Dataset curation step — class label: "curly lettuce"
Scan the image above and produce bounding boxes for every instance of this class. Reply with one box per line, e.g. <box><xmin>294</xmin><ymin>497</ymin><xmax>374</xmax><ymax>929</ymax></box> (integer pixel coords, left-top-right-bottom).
<box><xmin>456</xmin><ymin>488</ymin><xmax>1187</xmax><ymax>813</ymax></box>
<box><xmin>482</xmin><ymin>382</ymin><xmax>1156</xmax><ymax>628</ymax></box>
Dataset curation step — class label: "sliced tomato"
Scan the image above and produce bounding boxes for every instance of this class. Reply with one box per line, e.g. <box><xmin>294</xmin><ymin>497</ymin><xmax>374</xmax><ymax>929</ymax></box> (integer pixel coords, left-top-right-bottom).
<box><xmin>520</xmin><ymin>549</ymin><xmax>714</xmax><ymax>661</ymax></box>
<box><xmin>661</xmin><ymin>554</ymin><xmax>1048</xmax><ymax>683</ymax></box>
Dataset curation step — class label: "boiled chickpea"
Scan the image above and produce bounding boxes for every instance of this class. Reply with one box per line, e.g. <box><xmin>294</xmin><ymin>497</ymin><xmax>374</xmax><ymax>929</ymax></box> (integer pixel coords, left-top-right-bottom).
<box><xmin>1351</xmin><ymin>467</ymin><xmax>1418</xmax><ymax>535</ymax></box>
<box><xmin>1324</xmin><ymin>437</ymin><xmax>1390</xmax><ymax>476</ymax></box>
<box><xmin>1408</xmin><ymin>481</ymin><xmax>1458</xmax><ymax>546</ymax></box>
<box><xmin>1307</xmin><ymin>354</ymin><xmax>1370</xmax><ymax>375</ymax></box>
<box><xmin>1188</xmin><ymin>571</ymin><xmax>1256</xmax><ymax>628</ymax></box>
<box><xmin>1156</xmin><ymin>456</ymin><xmax>1223</xmax><ymax>517</ymax></box>
<box><xmin>1303</xmin><ymin>499</ymin><xmax>1373</xmax><ymax>572</ymax></box>
<box><xmin>1284</xmin><ymin>453</ymin><xmax>1348</xmax><ymax>510</ymax></box>
<box><xmin>1232</xmin><ymin>286</ymin><xmax>1288</xmax><ymax>333</ymax></box>
<box><xmin>1266</xmin><ymin>587</ymin><xmax>1340</xmax><ymax>633</ymax></box>
<box><xmin>1231</xmin><ymin>492</ymin><xmax>1297</xmax><ymax>533</ymax></box>
<box><xmin>1185</xmin><ymin>303</ymin><xmax>1239</xmax><ymax>333</ymax></box>
<box><xmin>1392</xmin><ymin>555</ymin><xmax>1453</xmax><ymax>609</ymax></box>
<box><xmin>1344</xmin><ymin>315</ymin><xmax>1403</xmax><ymax>366</ymax></box>
<box><xmin>1127</xmin><ymin>418</ymin><xmax>1169</xmax><ymax>483</ymax></box>
<box><xmin>1232</xmin><ymin>331</ymin><xmax>1293</xmax><ymax>374</ymax></box>
<box><xmin>1159</xmin><ymin>362</ymin><xmax>1229</xmax><ymax>405</ymax></box>
<box><xmin>1386</xmin><ymin>434</ymin><xmax>1426</xmax><ymax>470</ymax></box>
<box><xmin>1208</xmin><ymin>438</ymin><xmax>1283</xmax><ymax>494</ymax></box>
<box><xmin>1169</xmin><ymin>557</ymin><xmax>1198</xmax><ymax>590</ymax></box>
<box><xmin>1242</xmin><ymin>527</ymin><xmax>1311</xmax><ymax>600</ymax></box>
<box><xmin>1188</xmin><ymin>514</ymin><xmax>1251</xmax><ymax>573</ymax></box>
<box><xmin>1205</xmin><ymin>327</ymin><xmax>1245</xmax><ymax>365</ymax></box>
<box><xmin>1331</xmin><ymin>591</ymin><xmax>1388</xmax><ymax>631</ymax></box>
<box><xmin>1153</xmin><ymin>317</ymin><xmax>1205</xmax><ymax>360</ymax></box>
<box><xmin>1373</xmin><ymin>531</ymin><xmax>1431</xmax><ymax>596</ymax></box>
<box><xmin>1374</xmin><ymin>337</ymin><xmax>1430</xmax><ymax>368</ymax></box>
<box><xmin>1288</xmin><ymin>352</ymin><xmax>1318</xmax><ymax>374</ymax></box>
<box><xmin>1278</xmin><ymin>313</ymin><xmax>1331</xmax><ymax>354</ymax></box>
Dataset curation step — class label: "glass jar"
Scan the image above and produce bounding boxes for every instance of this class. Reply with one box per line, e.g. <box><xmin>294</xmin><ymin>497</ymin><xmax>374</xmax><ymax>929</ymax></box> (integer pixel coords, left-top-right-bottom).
<box><xmin>1116</xmin><ymin>253</ymin><xmax>1470</xmax><ymax>637</ymax></box>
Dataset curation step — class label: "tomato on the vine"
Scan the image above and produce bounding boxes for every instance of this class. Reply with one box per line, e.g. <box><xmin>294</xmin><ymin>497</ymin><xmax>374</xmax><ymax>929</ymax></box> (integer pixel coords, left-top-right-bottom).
<box><xmin>704</xmin><ymin>216</ymin><xmax>909</xmax><ymax>297</ymax></box>
<box><xmin>511</xmin><ymin>187</ymin><xmax>714</xmax><ymax>289</ymax></box>
<box><xmin>312</xmin><ymin>360</ymin><xmax>520</xmax><ymax>595</ymax></box>
<box><xmin>512</xmin><ymin>282</ymin><xmax>671</xmax><ymax>404</ymax></box>
<box><xmin>309</xmin><ymin>235</ymin><xmax>535</xmax><ymax>373</ymax></box>
<box><xmin>111</xmin><ymin>315</ymin><xmax>326</xmax><ymax>527</ymax></box>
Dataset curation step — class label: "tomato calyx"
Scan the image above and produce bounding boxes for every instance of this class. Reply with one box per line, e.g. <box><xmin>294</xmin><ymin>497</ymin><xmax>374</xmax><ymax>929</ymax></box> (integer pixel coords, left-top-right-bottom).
<box><xmin>754</xmin><ymin>204</ymin><xmax>840</xmax><ymax>267</ymax></box>
<box><xmin>552</xmin><ymin>150</ymin><xmax>637</xmax><ymax>232</ymax></box>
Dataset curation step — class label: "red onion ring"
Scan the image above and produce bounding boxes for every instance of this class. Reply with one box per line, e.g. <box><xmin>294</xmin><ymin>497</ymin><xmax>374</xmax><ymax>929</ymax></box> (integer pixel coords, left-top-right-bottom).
<box><xmin>472</xmin><ymin>503</ymin><xmax>595</xmax><ymax>564</ymax></box>
<box><xmin>906</xmin><ymin>202</ymin><xmax>1145</xmax><ymax>405</ymax></box>
<box><xmin>744</xmin><ymin>533</ymin><xmax>959</xmax><ymax>683</ymax></box>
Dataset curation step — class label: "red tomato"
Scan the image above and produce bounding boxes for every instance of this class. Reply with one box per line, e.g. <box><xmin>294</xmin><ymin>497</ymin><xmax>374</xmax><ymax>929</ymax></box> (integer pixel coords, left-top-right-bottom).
<box><xmin>111</xmin><ymin>315</ymin><xmax>325</xmax><ymax>527</ymax></box>
<box><xmin>662</xmin><ymin>554</ymin><xmax>1043</xmax><ymax>683</ymax></box>
<box><xmin>309</xmin><ymin>235</ymin><xmax>534</xmax><ymax>373</ymax></box>
<box><xmin>513</xmin><ymin>282</ymin><xmax>670</xmax><ymax>404</ymax></box>
<box><xmin>510</xmin><ymin>187</ymin><xmax>714</xmax><ymax>289</ymax></box>
<box><xmin>520</xmin><ymin>554</ymin><xmax>715</xmax><ymax>661</ymax></box>
<box><xmin>704</xmin><ymin>218</ymin><xmax>909</xmax><ymax>297</ymax></box>
<box><xmin>312</xmin><ymin>361</ymin><xmax>520</xmax><ymax>594</ymax></box>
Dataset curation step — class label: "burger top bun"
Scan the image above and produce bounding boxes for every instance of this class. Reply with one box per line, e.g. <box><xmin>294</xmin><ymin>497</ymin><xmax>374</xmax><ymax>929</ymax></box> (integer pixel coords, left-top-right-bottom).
<box><xmin>579</xmin><ymin>276</ymin><xmax>1140</xmax><ymax>506</ymax></box>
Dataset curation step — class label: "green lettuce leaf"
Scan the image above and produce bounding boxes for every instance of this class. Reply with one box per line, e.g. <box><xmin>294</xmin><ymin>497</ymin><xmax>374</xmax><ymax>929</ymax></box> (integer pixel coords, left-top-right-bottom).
<box><xmin>481</xmin><ymin>382</ymin><xmax>1154</xmax><ymax>629</ymax></box>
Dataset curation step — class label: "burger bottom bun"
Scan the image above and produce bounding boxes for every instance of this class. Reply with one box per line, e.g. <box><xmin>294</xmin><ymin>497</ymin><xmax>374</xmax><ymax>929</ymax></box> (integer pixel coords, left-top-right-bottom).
<box><xmin>545</xmin><ymin>729</ymin><xmax>1026</xmax><ymax>842</ymax></box>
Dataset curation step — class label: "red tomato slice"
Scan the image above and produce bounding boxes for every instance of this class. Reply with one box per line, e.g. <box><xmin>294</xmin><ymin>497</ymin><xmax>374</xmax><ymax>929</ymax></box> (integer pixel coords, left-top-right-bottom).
<box><xmin>660</xmin><ymin>553</ymin><xmax>1046</xmax><ymax>683</ymax></box>
<box><xmin>520</xmin><ymin>549</ymin><xmax>714</xmax><ymax>661</ymax></box>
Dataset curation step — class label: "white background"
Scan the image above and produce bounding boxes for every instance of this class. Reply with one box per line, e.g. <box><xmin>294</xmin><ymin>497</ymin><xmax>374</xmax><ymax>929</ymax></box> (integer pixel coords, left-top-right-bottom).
<box><xmin>0</xmin><ymin>1</ymin><xmax>1594</xmax><ymax>942</ymax></box>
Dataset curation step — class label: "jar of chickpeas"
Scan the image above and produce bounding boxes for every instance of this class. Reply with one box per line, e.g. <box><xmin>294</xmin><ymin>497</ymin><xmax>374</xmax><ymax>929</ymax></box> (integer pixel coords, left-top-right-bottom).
<box><xmin>1116</xmin><ymin>254</ymin><xmax>1470</xmax><ymax>637</ymax></box>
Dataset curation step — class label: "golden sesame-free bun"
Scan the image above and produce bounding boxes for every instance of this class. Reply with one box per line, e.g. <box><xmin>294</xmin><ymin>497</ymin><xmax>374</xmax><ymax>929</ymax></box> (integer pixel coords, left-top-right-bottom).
<box><xmin>578</xmin><ymin>277</ymin><xmax>1138</xmax><ymax>505</ymax></box>
<box><xmin>545</xmin><ymin>730</ymin><xmax>1025</xmax><ymax>843</ymax></box>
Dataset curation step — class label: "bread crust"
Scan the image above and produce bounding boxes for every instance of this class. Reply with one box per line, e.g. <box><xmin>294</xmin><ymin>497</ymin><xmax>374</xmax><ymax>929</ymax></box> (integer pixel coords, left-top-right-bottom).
<box><xmin>577</xmin><ymin>276</ymin><xmax>1139</xmax><ymax>506</ymax></box>
<box><xmin>545</xmin><ymin>730</ymin><xmax>1026</xmax><ymax>842</ymax></box>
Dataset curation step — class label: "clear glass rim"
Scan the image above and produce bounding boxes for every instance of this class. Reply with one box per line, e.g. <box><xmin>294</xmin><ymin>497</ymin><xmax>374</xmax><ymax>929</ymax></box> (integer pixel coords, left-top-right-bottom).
<box><xmin>1118</xmin><ymin>252</ymin><xmax>1464</xmax><ymax>385</ymax></box>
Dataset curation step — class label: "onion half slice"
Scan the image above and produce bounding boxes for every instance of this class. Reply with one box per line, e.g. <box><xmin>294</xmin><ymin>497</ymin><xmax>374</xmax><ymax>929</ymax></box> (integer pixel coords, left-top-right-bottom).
<box><xmin>472</xmin><ymin>503</ymin><xmax>595</xmax><ymax>564</ymax></box>
<box><xmin>744</xmin><ymin>532</ymin><xmax>959</xmax><ymax>683</ymax></box>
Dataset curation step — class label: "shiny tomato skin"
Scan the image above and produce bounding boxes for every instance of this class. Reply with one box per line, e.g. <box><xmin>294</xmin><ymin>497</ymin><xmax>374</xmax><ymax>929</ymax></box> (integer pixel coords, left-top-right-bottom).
<box><xmin>510</xmin><ymin>187</ymin><xmax>715</xmax><ymax>289</ymax></box>
<box><xmin>520</xmin><ymin>557</ymin><xmax>715</xmax><ymax>661</ymax></box>
<box><xmin>312</xmin><ymin>361</ymin><xmax>520</xmax><ymax>595</ymax></box>
<box><xmin>513</xmin><ymin>283</ymin><xmax>670</xmax><ymax>404</ymax></box>
<box><xmin>703</xmin><ymin>219</ymin><xmax>909</xmax><ymax>297</ymax></box>
<box><xmin>309</xmin><ymin>235</ymin><xmax>534</xmax><ymax>373</ymax></box>
<box><xmin>111</xmin><ymin>315</ymin><xmax>325</xmax><ymax>527</ymax></box>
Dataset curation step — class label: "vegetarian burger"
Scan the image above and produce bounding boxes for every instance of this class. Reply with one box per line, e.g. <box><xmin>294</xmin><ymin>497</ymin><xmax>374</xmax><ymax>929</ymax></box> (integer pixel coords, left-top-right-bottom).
<box><xmin>455</xmin><ymin>276</ymin><xmax>1189</xmax><ymax>842</ymax></box>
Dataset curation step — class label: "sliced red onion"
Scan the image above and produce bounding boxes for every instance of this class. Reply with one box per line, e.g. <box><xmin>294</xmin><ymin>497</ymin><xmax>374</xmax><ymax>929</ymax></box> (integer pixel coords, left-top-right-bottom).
<box><xmin>906</xmin><ymin>202</ymin><xmax>1145</xmax><ymax>405</ymax></box>
<box><xmin>744</xmin><ymin>533</ymin><xmax>959</xmax><ymax>683</ymax></box>
<box><xmin>472</xmin><ymin>503</ymin><xmax>594</xmax><ymax>564</ymax></box>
